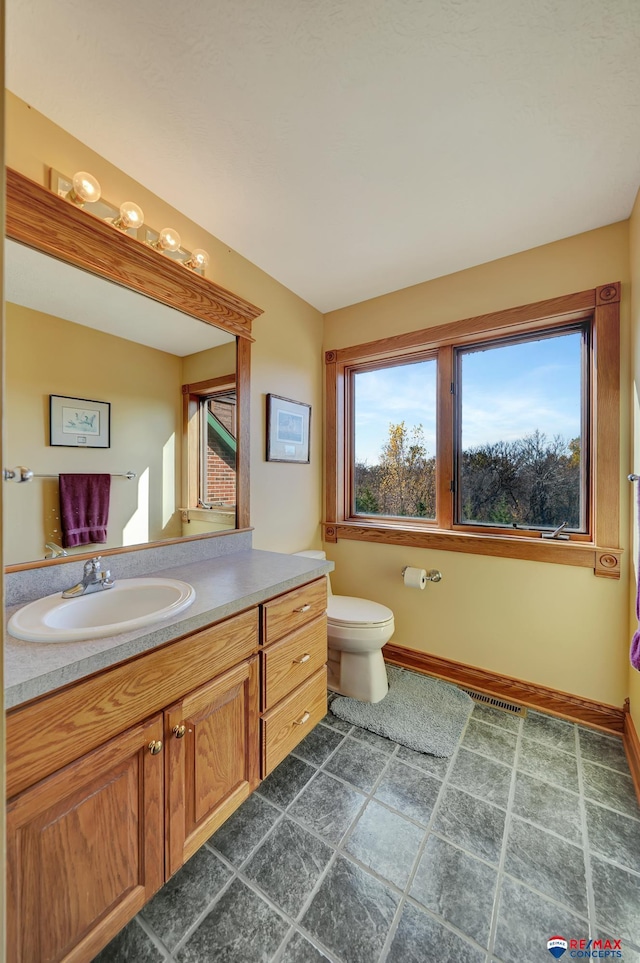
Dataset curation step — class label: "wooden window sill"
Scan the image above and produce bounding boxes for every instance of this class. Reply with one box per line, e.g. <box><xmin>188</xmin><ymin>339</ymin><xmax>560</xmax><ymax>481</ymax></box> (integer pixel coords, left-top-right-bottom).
<box><xmin>322</xmin><ymin>521</ymin><xmax>621</xmax><ymax>577</ymax></box>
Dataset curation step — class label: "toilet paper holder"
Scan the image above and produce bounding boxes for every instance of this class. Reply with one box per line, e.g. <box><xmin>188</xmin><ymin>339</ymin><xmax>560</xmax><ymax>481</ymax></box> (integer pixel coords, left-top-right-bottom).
<box><xmin>401</xmin><ymin>566</ymin><xmax>442</xmax><ymax>582</ymax></box>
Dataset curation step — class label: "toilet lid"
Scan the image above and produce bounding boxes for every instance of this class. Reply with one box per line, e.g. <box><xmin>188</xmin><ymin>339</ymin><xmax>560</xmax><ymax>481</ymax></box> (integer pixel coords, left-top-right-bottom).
<box><xmin>327</xmin><ymin>595</ymin><xmax>394</xmax><ymax>628</ymax></box>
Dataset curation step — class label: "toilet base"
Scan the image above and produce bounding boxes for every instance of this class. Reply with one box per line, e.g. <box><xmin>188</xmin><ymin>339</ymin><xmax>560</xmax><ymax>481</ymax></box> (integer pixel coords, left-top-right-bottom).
<box><xmin>327</xmin><ymin>647</ymin><xmax>389</xmax><ymax>703</ymax></box>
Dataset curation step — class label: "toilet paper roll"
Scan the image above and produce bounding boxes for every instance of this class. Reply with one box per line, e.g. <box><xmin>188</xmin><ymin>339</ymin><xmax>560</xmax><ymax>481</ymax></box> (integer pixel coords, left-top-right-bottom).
<box><xmin>403</xmin><ymin>566</ymin><xmax>427</xmax><ymax>590</ymax></box>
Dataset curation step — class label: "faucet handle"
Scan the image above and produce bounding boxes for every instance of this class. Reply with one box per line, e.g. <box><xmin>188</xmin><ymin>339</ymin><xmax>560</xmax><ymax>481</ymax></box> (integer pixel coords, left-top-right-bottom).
<box><xmin>84</xmin><ymin>556</ymin><xmax>102</xmax><ymax>575</ymax></box>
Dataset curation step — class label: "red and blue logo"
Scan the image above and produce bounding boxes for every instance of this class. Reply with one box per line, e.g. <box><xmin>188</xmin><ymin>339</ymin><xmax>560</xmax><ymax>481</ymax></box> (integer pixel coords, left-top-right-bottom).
<box><xmin>548</xmin><ymin>937</ymin><xmax>568</xmax><ymax>959</ymax></box>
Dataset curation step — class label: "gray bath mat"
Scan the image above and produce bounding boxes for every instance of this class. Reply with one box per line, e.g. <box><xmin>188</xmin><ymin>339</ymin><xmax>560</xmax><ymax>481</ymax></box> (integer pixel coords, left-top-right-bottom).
<box><xmin>330</xmin><ymin>666</ymin><xmax>473</xmax><ymax>757</ymax></box>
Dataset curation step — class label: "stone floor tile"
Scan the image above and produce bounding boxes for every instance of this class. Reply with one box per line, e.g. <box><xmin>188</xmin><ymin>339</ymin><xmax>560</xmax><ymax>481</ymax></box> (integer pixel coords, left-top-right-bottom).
<box><xmin>288</xmin><ymin>771</ymin><xmax>365</xmax><ymax>845</ymax></box>
<box><xmin>512</xmin><ymin>770</ymin><xmax>582</xmax><ymax>844</ymax></box>
<box><xmin>243</xmin><ymin>818</ymin><xmax>333</xmax><ymax>917</ymax></box>
<box><xmin>386</xmin><ymin>902</ymin><xmax>486</xmax><ymax>963</ymax></box>
<box><xmin>470</xmin><ymin>703</ymin><xmax>521</xmax><ymax>732</ymax></box>
<box><xmin>324</xmin><ymin>737</ymin><xmax>389</xmax><ymax>792</ymax></box>
<box><xmin>462</xmin><ymin>719</ymin><xmax>518</xmax><ymax>765</ymax></box>
<box><xmin>518</xmin><ymin>736</ymin><xmax>579</xmax><ymax>792</ymax></box>
<box><xmin>293</xmin><ymin>725</ymin><xmax>345</xmax><ymax>766</ymax></box>
<box><xmin>301</xmin><ymin>856</ymin><xmax>399</xmax><ymax>963</ymax></box>
<box><xmin>448</xmin><ymin>748</ymin><xmax>512</xmax><ymax>808</ymax></box>
<box><xmin>586</xmin><ymin>800</ymin><xmax>640</xmax><ymax>874</ymax></box>
<box><xmin>140</xmin><ymin>848</ymin><xmax>231</xmax><ymax>950</ymax></box>
<box><xmin>174</xmin><ymin>879</ymin><xmax>289</xmax><ymax>963</ymax></box>
<box><xmin>591</xmin><ymin>855</ymin><xmax>640</xmax><ymax>945</ymax></box>
<box><xmin>581</xmin><ymin>761</ymin><xmax>640</xmax><ymax>820</ymax></box>
<box><xmin>374</xmin><ymin>760</ymin><xmax>443</xmax><ymax>826</ymax></box>
<box><xmin>432</xmin><ymin>786</ymin><xmax>507</xmax><ymax>864</ymax></box>
<box><xmin>395</xmin><ymin>744</ymin><xmax>451</xmax><ymax>778</ymax></box>
<box><xmin>521</xmin><ymin>711</ymin><xmax>576</xmax><ymax>753</ymax></box>
<box><xmin>578</xmin><ymin>728</ymin><xmax>630</xmax><ymax>774</ymax></box>
<box><xmin>209</xmin><ymin>793</ymin><xmax>281</xmax><ymax>866</ymax></box>
<box><xmin>411</xmin><ymin>835</ymin><xmax>497</xmax><ymax>947</ymax></box>
<box><xmin>344</xmin><ymin>799</ymin><xmax>425</xmax><ymax>889</ymax></box>
<box><xmin>279</xmin><ymin>931</ymin><xmax>332</xmax><ymax>962</ymax></box>
<box><xmin>493</xmin><ymin>876</ymin><xmax>585</xmax><ymax>963</ymax></box>
<box><xmin>93</xmin><ymin>920</ymin><xmax>166</xmax><ymax>963</ymax></box>
<box><xmin>504</xmin><ymin>817</ymin><xmax>588</xmax><ymax>914</ymax></box>
<box><xmin>257</xmin><ymin>755</ymin><xmax>318</xmax><ymax>809</ymax></box>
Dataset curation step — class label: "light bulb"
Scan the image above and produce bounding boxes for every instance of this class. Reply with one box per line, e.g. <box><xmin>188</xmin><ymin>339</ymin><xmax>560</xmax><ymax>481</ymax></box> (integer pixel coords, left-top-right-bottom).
<box><xmin>184</xmin><ymin>248</ymin><xmax>210</xmax><ymax>271</ymax></box>
<box><xmin>112</xmin><ymin>201</ymin><xmax>144</xmax><ymax>231</ymax></box>
<box><xmin>156</xmin><ymin>227</ymin><xmax>181</xmax><ymax>252</ymax></box>
<box><xmin>67</xmin><ymin>171</ymin><xmax>101</xmax><ymax>205</ymax></box>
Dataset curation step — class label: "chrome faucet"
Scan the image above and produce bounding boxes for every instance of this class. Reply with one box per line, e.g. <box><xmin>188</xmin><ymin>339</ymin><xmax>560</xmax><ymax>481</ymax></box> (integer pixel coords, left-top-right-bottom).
<box><xmin>62</xmin><ymin>556</ymin><xmax>115</xmax><ymax>598</ymax></box>
<box><xmin>45</xmin><ymin>541</ymin><xmax>68</xmax><ymax>558</ymax></box>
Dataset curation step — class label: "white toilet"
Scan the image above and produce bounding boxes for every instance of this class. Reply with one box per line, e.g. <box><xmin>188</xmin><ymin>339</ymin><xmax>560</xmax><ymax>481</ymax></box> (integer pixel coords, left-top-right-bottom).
<box><xmin>294</xmin><ymin>551</ymin><xmax>394</xmax><ymax>703</ymax></box>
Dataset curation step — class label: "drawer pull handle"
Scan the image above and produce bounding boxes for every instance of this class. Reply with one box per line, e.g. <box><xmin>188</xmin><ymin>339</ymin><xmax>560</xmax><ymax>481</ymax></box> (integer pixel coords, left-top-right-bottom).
<box><xmin>148</xmin><ymin>740</ymin><xmax>163</xmax><ymax>755</ymax></box>
<box><xmin>173</xmin><ymin>724</ymin><xmax>187</xmax><ymax>739</ymax></box>
<box><xmin>294</xmin><ymin>711</ymin><xmax>311</xmax><ymax>726</ymax></box>
<box><xmin>294</xmin><ymin>604</ymin><xmax>311</xmax><ymax>613</ymax></box>
<box><xmin>293</xmin><ymin>653</ymin><xmax>311</xmax><ymax>664</ymax></box>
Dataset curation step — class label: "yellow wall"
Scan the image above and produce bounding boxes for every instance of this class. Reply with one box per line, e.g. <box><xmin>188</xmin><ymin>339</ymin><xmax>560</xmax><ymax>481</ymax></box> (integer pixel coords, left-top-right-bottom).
<box><xmin>325</xmin><ymin>225</ymin><xmax>631</xmax><ymax>707</ymax></box>
<box><xmin>6</xmin><ymin>92</ymin><xmax>325</xmax><ymax>554</ymax></box>
<box><xmin>5</xmin><ymin>303</ymin><xmax>183</xmax><ymax>562</ymax></box>
<box><xmin>629</xmin><ymin>186</ymin><xmax>640</xmax><ymax>730</ymax></box>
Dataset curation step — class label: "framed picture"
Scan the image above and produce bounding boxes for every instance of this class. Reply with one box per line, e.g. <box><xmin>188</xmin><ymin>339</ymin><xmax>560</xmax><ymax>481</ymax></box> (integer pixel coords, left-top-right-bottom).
<box><xmin>266</xmin><ymin>394</ymin><xmax>311</xmax><ymax>463</ymax></box>
<box><xmin>50</xmin><ymin>394</ymin><xmax>111</xmax><ymax>448</ymax></box>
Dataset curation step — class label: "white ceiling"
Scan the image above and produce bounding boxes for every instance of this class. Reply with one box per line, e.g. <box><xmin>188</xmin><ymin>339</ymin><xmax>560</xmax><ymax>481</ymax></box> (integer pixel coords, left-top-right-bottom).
<box><xmin>5</xmin><ymin>240</ymin><xmax>234</xmax><ymax>356</ymax></box>
<box><xmin>7</xmin><ymin>1</ymin><xmax>640</xmax><ymax>313</ymax></box>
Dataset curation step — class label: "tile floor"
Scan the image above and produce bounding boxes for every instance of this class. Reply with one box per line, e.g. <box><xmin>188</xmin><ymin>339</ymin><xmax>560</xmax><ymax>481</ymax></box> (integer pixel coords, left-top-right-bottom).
<box><xmin>94</xmin><ymin>696</ymin><xmax>640</xmax><ymax>963</ymax></box>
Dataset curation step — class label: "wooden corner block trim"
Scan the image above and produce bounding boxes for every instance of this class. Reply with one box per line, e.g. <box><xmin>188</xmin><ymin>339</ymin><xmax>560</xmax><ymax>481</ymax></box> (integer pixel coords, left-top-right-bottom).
<box><xmin>595</xmin><ymin>550</ymin><xmax>622</xmax><ymax>578</ymax></box>
<box><xmin>624</xmin><ymin>708</ymin><xmax>640</xmax><ymax>804</ymax></box>
<box><xmin>596</xmin><ymin>282</ymin><xmax>621</xmax><ymax>305</ymax></box>
<box><xmin>383</xmin><ymin>643</ymin><xmax>625</xmax><ymax>734</ymax></box>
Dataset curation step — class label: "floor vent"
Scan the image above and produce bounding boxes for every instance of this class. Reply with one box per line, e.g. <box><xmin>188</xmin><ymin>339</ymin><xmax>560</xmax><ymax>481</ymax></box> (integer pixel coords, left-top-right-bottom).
<box><xmin>461</xmin><ymin>688</ymin><xmax>527</xmax><ymax>717</ymax></box>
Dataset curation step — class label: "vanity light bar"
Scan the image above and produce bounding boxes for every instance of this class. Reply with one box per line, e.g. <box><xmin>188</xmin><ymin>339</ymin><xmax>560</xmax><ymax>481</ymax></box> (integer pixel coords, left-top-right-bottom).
<box><xmin>49</xmin><ymin>169</ymin><xmax>209</xmax><ymax>276</ymax></box>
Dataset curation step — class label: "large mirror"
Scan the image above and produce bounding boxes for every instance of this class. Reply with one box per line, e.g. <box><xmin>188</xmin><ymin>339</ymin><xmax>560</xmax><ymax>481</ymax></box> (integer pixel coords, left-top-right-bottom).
<box><xmin>4</xmin><ymin>169</ymin><xmax>260</xmax><ymax>569</ymax></box>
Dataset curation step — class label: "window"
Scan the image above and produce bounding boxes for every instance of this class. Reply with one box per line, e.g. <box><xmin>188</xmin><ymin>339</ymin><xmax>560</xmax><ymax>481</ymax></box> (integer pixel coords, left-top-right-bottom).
<box><xmin>325</xmin><ymin>284</ymin><xmax>621</xmax><ymax>576</ymax></box>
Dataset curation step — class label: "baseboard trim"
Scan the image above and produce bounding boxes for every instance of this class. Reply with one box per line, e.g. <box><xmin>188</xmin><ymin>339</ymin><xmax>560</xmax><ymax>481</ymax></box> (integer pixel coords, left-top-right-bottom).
<box><xmin>383</xmin><ymin>643</ymin><xmax>625</xmax><ymax>734</ymax></box>
<box><xmin>623</xmin><ymin>704</ymin><xmax>640</xmax><ymax>803</ymax></box>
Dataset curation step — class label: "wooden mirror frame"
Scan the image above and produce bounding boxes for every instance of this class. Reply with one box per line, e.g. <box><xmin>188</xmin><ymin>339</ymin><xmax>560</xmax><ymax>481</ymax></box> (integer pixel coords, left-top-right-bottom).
<box><xmin>5</xmin><ymin>167</ymin><xmax>262</xmax><ymax>570</ymax></box>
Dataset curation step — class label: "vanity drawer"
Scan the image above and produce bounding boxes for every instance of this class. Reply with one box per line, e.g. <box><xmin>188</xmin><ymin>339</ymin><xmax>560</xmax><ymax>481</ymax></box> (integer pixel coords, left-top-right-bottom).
<box><xmin>262</xmin><ymin>615</ymin><xmax>327</xmax><ymax>711</ymax></box>
<box><xmin>262</xmin><ymin>578</ymin><xmax>327</xmax><ymax>645</ymax></box>
<box><xmin>261</xmin><ymin>666</ymin><xmax>327</xmax><ymax>776</ymax></box>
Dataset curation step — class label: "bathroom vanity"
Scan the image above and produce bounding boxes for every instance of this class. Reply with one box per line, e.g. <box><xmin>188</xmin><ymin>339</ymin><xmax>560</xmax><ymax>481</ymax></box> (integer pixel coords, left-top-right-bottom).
<box><xmin>5</xmin><ymin>551</ymin><xmax>330</xmax><ymax>963</ymax></box>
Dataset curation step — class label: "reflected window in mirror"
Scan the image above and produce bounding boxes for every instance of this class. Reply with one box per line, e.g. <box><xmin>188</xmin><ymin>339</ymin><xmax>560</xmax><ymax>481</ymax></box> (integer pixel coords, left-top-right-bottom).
<box><xmin>183</xmin><ymin>375</ymin><xmax>237</xmax><ymax>534</ymax></box>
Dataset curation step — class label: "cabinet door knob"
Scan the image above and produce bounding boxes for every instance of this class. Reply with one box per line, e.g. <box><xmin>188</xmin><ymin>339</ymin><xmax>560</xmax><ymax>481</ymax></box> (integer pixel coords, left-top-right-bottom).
<box><xmin>173</xmin><ymin>724</ymin><xmax>187</xmax><ymax>739</ymax></box>
<box><xmin>293</xmin><ymin>653</ymin><xmax>311</xmax><ymax>664</ymax></box>
<box><xmin>293</xmin><ymin>711</ymin><xmax>310</xmax><ymax>726</ymax></box>
<box><xmin>148</xmin><ymin>740</ymin><xmax>163</xmax><ymax>755</ymax></box>
<box><xmin>294</xmin><ymin>604</ymin><xmax>311</xmax><ymax>613</ymax></box>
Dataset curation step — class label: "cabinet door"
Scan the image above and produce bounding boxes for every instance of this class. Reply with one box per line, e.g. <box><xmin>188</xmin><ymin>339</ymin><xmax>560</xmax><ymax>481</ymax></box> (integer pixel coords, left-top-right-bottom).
<box><xmin>7</xmin><ymin>715</ymin><xmax>164</xmax><ymax>963</ymax></box>
<box><xmin>166</xmin><ymin>655</ymin><xmax>259</xmax><ymax>876</ymax></box>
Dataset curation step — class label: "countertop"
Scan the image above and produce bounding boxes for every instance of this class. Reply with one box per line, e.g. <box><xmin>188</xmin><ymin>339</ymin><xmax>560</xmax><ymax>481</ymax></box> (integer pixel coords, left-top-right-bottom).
<box><xmin>5</xmin><ymin>549</ymin><xmax>333</xmax><ymax>710</ymax></box>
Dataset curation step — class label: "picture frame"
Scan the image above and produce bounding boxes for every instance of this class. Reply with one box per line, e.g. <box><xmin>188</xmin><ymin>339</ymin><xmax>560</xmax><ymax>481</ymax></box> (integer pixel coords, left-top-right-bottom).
<box><xmin>50</xmin><ymin>394</ymin><xmax>111</xmax><ymax>448</ymax></box>
<box><xmin>266</xmin><ymin>393</ymin><xmax>311</xmax><ymax>463</ymax></box>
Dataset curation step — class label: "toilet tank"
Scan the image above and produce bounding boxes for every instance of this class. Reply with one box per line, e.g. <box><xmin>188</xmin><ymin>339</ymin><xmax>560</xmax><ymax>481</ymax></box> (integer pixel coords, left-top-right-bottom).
<box><xmin>293</xmin><ymin>550</ymin><xmax>332</xmax><ymax>595</ymax></box>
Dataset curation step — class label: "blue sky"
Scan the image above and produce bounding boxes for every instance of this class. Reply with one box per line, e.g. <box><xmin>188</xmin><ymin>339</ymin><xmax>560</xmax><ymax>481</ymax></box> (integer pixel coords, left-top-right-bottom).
<box><xmin>354</xmin><ymin>331</ymin><xmax>583</xmax><ymax>464</ymax></box>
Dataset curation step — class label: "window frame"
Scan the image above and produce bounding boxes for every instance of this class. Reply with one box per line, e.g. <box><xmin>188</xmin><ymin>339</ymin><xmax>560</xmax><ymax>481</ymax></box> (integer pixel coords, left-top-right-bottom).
<box><xmin>324</xmin><ymin>283</ymin><xmax>621</xmax><ymax>577</ymax></box>
<box><xmin>182</xmin><ymin>373</ymin><xmax>238</xmax><ymax>517</ymax></box>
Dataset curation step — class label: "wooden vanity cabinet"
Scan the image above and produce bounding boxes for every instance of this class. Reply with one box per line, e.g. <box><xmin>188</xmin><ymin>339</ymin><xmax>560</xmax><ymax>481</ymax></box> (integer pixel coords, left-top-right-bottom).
<box><xmin>5</xmin><ymin>576</ymin><xmax>328</xmax><ymax>963</ymax></box>
<box><xmin>5</xmin><ymin>607</ymin><xmax>260</xmax><ymax>963</ymax></box>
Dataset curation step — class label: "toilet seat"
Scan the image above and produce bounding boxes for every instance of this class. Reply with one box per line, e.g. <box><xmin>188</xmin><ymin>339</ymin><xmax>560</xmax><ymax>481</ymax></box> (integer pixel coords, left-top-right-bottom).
<box><xmin>327</xmin><ymin>595</ymin><xmax>394</xmax><ymax>628</ymax></box>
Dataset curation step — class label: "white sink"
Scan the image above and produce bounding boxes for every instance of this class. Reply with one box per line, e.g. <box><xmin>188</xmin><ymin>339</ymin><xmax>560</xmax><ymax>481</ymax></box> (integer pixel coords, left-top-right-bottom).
<box><xmin>8</xmin><ymin>577</ymin><xmax>196</xmax><ymax>643</ymax></box>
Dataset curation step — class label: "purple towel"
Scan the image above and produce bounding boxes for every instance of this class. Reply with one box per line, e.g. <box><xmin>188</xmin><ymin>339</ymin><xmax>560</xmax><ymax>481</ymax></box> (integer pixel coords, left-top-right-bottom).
<box><xmin>59</xmin><ymin>473</ymin><xmax>111</xmax><ymax>549</ymax></box>
<box><xmin>631</xmin><ymin>483</ymin><xmax>640</xmax><ymax>671</ymax></box>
